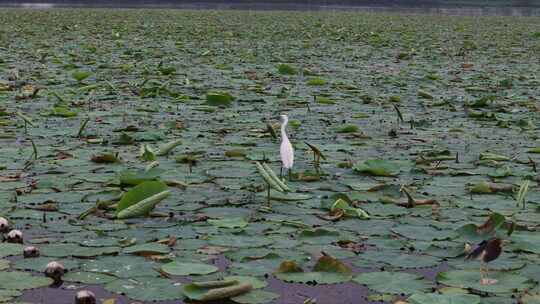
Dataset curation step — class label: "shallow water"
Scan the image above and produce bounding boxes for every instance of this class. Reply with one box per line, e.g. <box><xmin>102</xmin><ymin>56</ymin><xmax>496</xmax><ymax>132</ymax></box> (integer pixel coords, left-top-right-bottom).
<box><xmin>18</xmin><ymin>255</ymin><xmax>448</xmax><ymax>304</ymax></box>
<box><xmin>1</xmin><ymin>1</ymin><xmax>540</xmax><ymax>16</ymax></box>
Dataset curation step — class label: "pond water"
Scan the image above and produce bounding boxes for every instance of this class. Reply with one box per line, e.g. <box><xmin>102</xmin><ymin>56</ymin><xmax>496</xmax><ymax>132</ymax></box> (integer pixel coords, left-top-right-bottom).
<box><xmin>1</xmin><ymin>1</ymin><xmax>540</xmax><ymax>16</ymax></box>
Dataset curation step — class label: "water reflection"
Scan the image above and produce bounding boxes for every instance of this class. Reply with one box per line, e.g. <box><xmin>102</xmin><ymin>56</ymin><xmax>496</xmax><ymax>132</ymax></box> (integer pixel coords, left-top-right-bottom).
<box><xmin>2</xmin><ymin>1</ymin><xmax>540</xmax><ymax>16</ymax></box>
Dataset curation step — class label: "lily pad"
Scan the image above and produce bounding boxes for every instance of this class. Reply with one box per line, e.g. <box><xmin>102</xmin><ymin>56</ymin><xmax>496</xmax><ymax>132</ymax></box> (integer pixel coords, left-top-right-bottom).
<box><xmin>408</xmin><ymin>293</ymin><xmax>481</xmax><ymax>304</ymax></box>
<box><xmin>277</xmin><ymin>63</ymin><xmax>297</xmax><ymax>75</ymax></box>
<box><xmin>208</xmin><ymin>218</ymin><xmax>249</xmax><ymax>229</ymax></box>
<box><xmin>0</xmin><ymin>243</ymin><xmax>23</xmax><ymax>258</ymax></box>
<box><xmin>436</xmin><ymin>270</ymin><xmax>533</xmax><ymax>293</ymax></box>
<box><xmin>72</xmin><ymin>70</ymin><xmax>92</xmax><ymax>82</ymax></box>
<box><xmin>275</xmin><ymin>256</ymin><xmax>352</xmax><ymax>284</ymax></box>
<box><xmin>353</xmin><ymin>159</ymin><xmax>402</xmax><ymax>177</ymax></box>
<box><xmin>161</xmin><ymin>261</ymin><xmax>218</xmax><ymax>276</ymax></box>
<box><xmin>0</xmin><ymin>272</ymin><xmax>53</xmax><ymax>290</ymax></box>
<box><xmin>123</xmin><ymin>242</ymin><xmax>171</xmax><ymax>255</ymax></box>
<box><xmin>353</xmin><ymin>271</ymin><xmax>433</xmax><ymax>294</ymax></box>
<box><xmin>105</xmin><ymin>277</ymin><xmax>183</xmax><ymax>301</ymax></box>
<box><xmin>63</xmin><ymin>271</ymin><xmax>117</xmax><ymax>284</ymax></box>
<box><xmin>0</xmin><ymin>259</ymin><xmax>9</xmax><ymax>270</ymax></box>
<box><xmin>206</xmin><ymin>92</ymin><xmax>234</xmax><ymax>107</ymax></box>
<box><xmin>0</xmin><ymin>289</ymin><xmax>22</xmax><ymax>302</ymax></box>
<box><xmin>232</xmin><ymin>290</ymin><xmax>280</xmax><ymax>304</ymax></box>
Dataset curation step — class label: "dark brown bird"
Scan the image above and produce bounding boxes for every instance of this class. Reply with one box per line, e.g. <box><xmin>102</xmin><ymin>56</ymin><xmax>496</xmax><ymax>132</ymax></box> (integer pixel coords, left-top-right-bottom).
<box><xmin>466</xmin><ymin>238</ymin><xmax>504</xmax><ymax>285</ymax></box>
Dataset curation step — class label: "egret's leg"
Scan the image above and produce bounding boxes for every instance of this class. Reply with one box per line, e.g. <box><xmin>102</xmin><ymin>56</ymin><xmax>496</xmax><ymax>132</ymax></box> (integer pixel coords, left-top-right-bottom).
<box><xmin>280</xmin><ymin>166</ymin><xmax>283</xmax><ymax>178</ymax></box>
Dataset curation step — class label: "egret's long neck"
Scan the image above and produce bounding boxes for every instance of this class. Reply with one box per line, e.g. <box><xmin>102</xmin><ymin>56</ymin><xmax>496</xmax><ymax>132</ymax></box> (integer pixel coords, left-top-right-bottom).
<box><xmin>281</xmin><ymin>119</ymin><xmax>288</xmax><ymax>141</ymax></box>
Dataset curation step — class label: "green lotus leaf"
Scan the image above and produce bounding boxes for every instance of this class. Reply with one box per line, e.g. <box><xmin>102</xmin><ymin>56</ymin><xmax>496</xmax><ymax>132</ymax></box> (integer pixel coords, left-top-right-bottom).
<box><xmin>353</xmin><ymin>272</ymin><xmax>433</xmax><ymax>294</ymax></box>
<box><xmin>161</xmin><ymin>261</ymin><xmax>218</xmax><ymax>276</ymax></box>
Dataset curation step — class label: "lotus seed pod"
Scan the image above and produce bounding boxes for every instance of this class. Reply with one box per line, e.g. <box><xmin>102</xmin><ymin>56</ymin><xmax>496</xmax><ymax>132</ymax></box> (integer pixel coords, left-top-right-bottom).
<box><xmin>23</xmin><ymin>246</ymin><xmax>40</xmax><ymax>258</ymax></box>
<box><xmin>6</xmin><ymin>229</ymin><xmax>23</xmax><ymax>243</ymax></box>
<box><xmin>75</xmin><ymin>290</ymin><xmax>96</xmax><ymax>304</ymax></box>
<box><xmin>45</xmin><ymin>261</ymin><xmax>65</xmax><ymax>282</ymax></box>
<box><xmin>0</xmin><ymin>217</ymin><xmax>9</xmax><ymax>233</ymax></box>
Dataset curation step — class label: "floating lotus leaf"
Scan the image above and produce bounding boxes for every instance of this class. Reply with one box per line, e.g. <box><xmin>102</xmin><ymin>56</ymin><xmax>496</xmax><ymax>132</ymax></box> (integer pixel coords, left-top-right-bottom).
<box><xmin>161</xmin><ymin>261</ymin><xmax>218</xmax><ymax>276</ymax></box>
<box><xmin>208</xmin><ymin>217</ymin><xmax>249</xmax><ymax>229</ymax></box>
<box><xmin>298</xmin><ymin>228</ymin><xmax>340</xmax><ymax>245</ymax></box>
<box><xmin>336</xmin><ymin>124</ymin><xmax>359</xmax><ymax>133</ymax></box>
<box><xmin>14</xmin><ymin>257</ymin><xmax>79</xmax><ymax>272</ymax></box>
<box><xmin>41</xmin><ymin>243</ymin><xmax>120</xmax><ymax>258</ymax></box>
<box><xmin>123</xmin><ymin>242</ymin><xmax>171</xmax><ymax>255</ymax></box>
<box><xmin>392</xmin><ymin>225</ymin><xmax>456</xmax><ymax>241</ymax></box>
<box><xmin>353</xmin><ymin>159</ymin><xmax>402</xmax><ymax>177</ymax></box>
<box><xmin>355</xmin><ymin>250</ymin><xmax>440</xmax><ymax>269</ymax></box>
<box><xmin>209</xmin><ymin>235</ymin><xmax>273</xmax><ymax>248</ymax></box>
<box><xmin>0</xmin><ymin>271</ymin><xmax>53</xmax><ymax>290</ymax></box>
<box><xmin>307</xmin><ymin>78</ymin><xmax>326</xmax><ymax>86</ymax></box>
<box><xmin>408</xmin><ymin>293</ymin><xmax>481</xmax><ymax>304</ymax></box>
<box><xmin>117</xmin><ymin>168</ymin><xmax>165</xmax><ymax>186</ymax></box>
<box><xmin>0</xmin><ymin>289</ymin><xmax>22</xmax><ymax>302</ymax></box>
<box><xmin>206</xmin><ymin>92</ymin><xmax>234</xmax><ymax>107</ymax></box>
<box><xmin>72</xmin><ymin>70</ymin><xmax>92</xmax><ymax>82</ymax></box>
<box><xmin>81</xmin><ymin>256</ymin><xmax>158</xmax><ymax>278</ymax></box>
<box><xmin>448</xmin><ymin>255</ymin><xmax>525</xmax><ymax>271</ymax></box>
<box><xmin>232</xmin><ymin>290</ymin><xmax>280</xmax><ymax>304</ymax></box>
<box><xmin>361</xmin><ymin>203</ymin><xmax>409</xmax><ymax>217</ymax></box>
<box><xmin>436</xmin><ymin>270</ymin><xmax>533</xmax><ymax>293</ymax></box>
<box><xmin>0</xmin><ymin>243</ymin><xmax>23</xmax><ymax>258</ymax></box>
<box><xmin>0</xmin><ymin>259</ymin><xmax>9</xmax><ymax>270</ymax></box>
<box><xmin>275</xmin><ymin>256</ymin><xmax>352</xmax><ymax>284</ymax></box>
<box><xmin>63</xmin><ymin>271</ymin><xmax>117</xmax><ymax>284</ymax></box>
<box><xmin>510</xmin><ymin>231</ymin><xmax>540</xmax><ymax>254</ymax></box>
<box><xmin>277</xmin><ymin>63</ymin><xmax>297</xmax><ymax>75</ymax></box>
<box><xmin>479</xmin><ymin>152</ymin><xmax>509</xmax><ymax>161</ymax></box>
<box><xmin>521</xmin><ymin>293</ymin><xmax>540</xmax><ymax>304</ymax></box>
<box><xmin>47</xmin><ymin>106</ymin><xmax>78</xmax><ymax>117</ymax></box>
<box><xmin>105</xmin><ymin>277</ymin><xmax>183</xmax><ymax>301</ymax></box>
<box><xmin>353</xmin><ymin>272</ymin><xmax>433</xmax><ymax>294</ymax></box>
<box><xmin>230</xmin><ymin>259</ymin><xmax>282</xmax><ymax>277</ymax></box>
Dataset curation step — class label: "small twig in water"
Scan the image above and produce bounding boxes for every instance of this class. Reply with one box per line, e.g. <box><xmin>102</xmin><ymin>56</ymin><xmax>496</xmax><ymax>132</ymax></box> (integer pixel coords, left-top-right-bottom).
<box><xmin>77</xmin><ymin>116</ymin><xmax>90</xmax><ymax>138</ymax></box>
<box><xmin>30</xmin><ymin>138</ymin><xmax>38</xmax><ymax>160</ymax></box>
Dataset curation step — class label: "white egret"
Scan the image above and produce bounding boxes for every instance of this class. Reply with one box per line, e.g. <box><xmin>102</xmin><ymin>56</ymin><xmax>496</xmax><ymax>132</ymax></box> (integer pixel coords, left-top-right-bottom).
<box><xmin>279</xmin><ymin>114</ymin><xmax>294</xmax><ymax>179</ymax></box>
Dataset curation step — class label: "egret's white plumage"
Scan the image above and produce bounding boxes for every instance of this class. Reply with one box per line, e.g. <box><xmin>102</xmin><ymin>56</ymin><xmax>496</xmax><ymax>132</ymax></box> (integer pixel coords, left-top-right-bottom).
<box><xmin>280</xmin><ymin>115</ymin><xmax>294</xmax><ymax>170</ymax></box>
